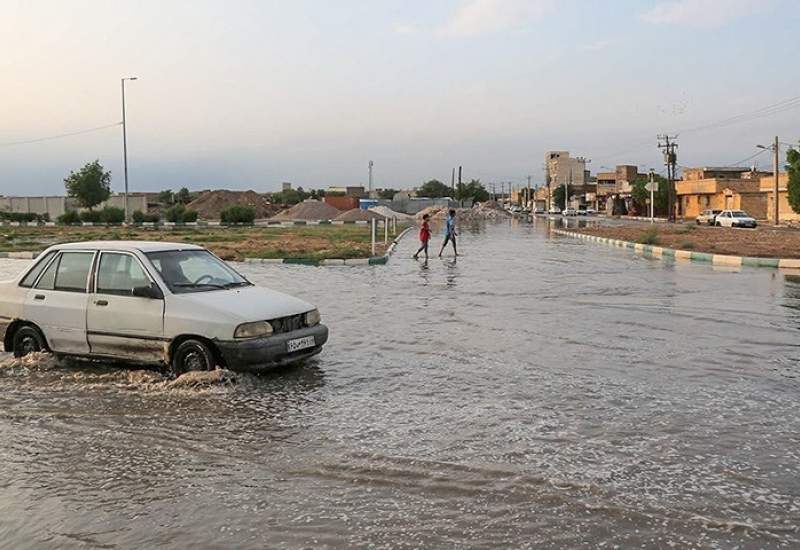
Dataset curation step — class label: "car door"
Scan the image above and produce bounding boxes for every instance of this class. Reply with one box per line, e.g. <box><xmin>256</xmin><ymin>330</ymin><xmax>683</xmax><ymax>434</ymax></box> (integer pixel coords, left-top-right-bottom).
<box><xmin>86</xmin><ymin>251</ymin><xmax>166</xmax><ymax>362</ymax></box>
<box><xmin>23</xmin><ymin>250</ymin><xmax>94</xmax><ymax>354</ymax></box>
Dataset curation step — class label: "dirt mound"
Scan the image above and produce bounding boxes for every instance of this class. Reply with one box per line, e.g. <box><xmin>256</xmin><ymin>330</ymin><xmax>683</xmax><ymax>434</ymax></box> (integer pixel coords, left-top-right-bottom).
<box><xmin>334</xmin><ymin>208</ymin><xmax>385</xmax><ymax>222</ymax></box>
<box><xmin>187</xmin><ymin>190</ymin><xmax>278</xmax><ymax>220</ymax></box>
<box><xmin>271</xmin><ymin>200</ymin><xmax>341</xmax><ymax>221</ymax></box>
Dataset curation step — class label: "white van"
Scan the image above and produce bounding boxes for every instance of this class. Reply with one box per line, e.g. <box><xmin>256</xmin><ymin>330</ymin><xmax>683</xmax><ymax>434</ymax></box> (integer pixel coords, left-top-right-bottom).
<box><xmin>0</xmin><ymin>241</ymin><xmax>328</xmax><ymax>374</ymax></box>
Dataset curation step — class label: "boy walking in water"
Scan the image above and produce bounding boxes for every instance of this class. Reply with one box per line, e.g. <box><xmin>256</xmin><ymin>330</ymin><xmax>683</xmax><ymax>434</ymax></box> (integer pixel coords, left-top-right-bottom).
<box><xmin>438</xmin><ymin>209</ymin><xmax>458</xmax><ymax>257</ymax></box>
<box><xmin>413</xmin><ymin>214</ymin><xmax>431</xmax><ymax>260</ymax></box>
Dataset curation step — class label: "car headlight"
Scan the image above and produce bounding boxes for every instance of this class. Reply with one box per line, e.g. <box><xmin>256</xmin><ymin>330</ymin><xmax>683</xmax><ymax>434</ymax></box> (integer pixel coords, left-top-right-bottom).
<box><xmin>234</xmin><ymin>321</ymin><xmax>273</xmax><ymax>339</ymax></box>
<box><xmin>305</xmin><ymin>309</ymin><xmax>321</xmax><ymax>327</ymax></box>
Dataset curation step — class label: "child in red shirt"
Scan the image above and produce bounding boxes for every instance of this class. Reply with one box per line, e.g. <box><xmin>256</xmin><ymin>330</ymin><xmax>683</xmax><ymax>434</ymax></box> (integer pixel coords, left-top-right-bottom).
<box><xmin>413</xmin><ymin>214</ymin><xmax>431</xmax><ymax>260</ymax></box>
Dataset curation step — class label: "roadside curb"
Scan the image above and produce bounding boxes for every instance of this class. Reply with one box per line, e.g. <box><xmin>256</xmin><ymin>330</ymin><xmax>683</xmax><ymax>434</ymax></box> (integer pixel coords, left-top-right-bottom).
<box><xmin>551</xmin><ymin>229</ymin><xmax>800</xmax><ymax>270</ymax></box>
<box><xmin>242</xmin><ymin>226</ymin><xmax>415</xmax><ymax>267</ymax></box>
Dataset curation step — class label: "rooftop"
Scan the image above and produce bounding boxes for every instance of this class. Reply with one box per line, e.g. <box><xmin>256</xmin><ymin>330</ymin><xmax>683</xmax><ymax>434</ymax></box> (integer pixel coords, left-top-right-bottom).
<box><xmin>54</xmin><ymin>241</ymin><xmax>204</xmax><ymax>253</ymax></box>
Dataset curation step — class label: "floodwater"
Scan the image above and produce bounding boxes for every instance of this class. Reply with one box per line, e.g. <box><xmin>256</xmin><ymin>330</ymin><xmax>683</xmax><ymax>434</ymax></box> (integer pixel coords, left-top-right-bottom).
<box><xmin>1</xmin><ymin>219</ymin><xmax>799</xmax><ymax>549</ymax></box>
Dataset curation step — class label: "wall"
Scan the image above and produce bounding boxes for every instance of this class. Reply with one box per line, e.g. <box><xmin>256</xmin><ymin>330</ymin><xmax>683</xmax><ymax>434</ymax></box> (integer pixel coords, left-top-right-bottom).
<box><xmin>324</xmin><ymin>196</ymin><xmax>359</xmax><ymax>211</ymax></box>
<box><xmin>0</xmin><ymin>194</ymin><xmax>147</xmax><ymax>219</ymax></box>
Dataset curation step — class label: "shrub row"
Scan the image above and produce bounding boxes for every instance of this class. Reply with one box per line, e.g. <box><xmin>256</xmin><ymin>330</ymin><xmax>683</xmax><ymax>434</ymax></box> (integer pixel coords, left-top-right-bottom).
<box><xmin>165</xmin><ymin>204</ymin><xmax>198</xmax><ymax>223</ymax></box>
<box><xmin>57</xmin><ymin>207</ymin><xmax>125</xmax><ymax>225</ymax></box>
<box><xmin>0</xmin><ymin>211</ymin><xmax>50</xmax><ymax>223</ymax></box>
<box><xmin>220</xmin><ymin>205</ymin><xmax>255</xmax><ymax>224</ymax></box>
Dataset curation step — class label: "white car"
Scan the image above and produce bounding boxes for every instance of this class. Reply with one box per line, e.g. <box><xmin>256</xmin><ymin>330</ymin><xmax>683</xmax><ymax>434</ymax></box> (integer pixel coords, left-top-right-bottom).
<box><xmin>548</xmin><ymin>206</ymin><xmax>562</xmax><ymax>215</ymax></box>
<box><xmin>0</xmin><ymin>241</ymin><xmax>328</xmax><ymax>374</ymax></box>
<box><xmin>583</xmin><ymin>208</ymin><xmax>597</xmax><ymax>215</ymax></box>
<box><xmin>714</xmin><ymin>210</ymin><xmax>758</xmax><ymax>228</ymax></box>
<box><xmin>562</xmin><ymin>208</ymin><xmax>578</xmax><ymax>217</ymax></box>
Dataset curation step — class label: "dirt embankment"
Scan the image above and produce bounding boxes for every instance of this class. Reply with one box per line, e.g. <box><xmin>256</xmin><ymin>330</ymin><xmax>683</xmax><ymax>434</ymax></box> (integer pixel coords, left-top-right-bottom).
<box><xmin>187</xmin><ymin>190</ymin><xmax>279</xmax><ymax>220</ymax></box>
<box><xmin>572</xmin><ymin>224</ymin><xmax>800</xmax><ymax>259</ymax></box>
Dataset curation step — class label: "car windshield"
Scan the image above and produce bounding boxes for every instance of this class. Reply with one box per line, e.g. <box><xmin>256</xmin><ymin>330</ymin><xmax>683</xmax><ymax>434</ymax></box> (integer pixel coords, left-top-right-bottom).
<box><xmin>731</xmin><ymin>211</ymin><xmax>748</xmax><ymax>218</ymax></box>
<box><xmin>146</xmin><ymin>249</ymin><xmax>251</xmax><ymax>293</ymax></box>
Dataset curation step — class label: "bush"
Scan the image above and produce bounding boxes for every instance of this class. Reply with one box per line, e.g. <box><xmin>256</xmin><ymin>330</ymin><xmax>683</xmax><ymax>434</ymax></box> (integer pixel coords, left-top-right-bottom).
<box><xmin>57</xmin><ymin>210</ymin><xmax>82</xmax><ymax>225</ymax></box>
<box><xmin>0</xmin><ymin>211</ymin><xmax>46</xmax><ymax>223</ymax></box>
<box><xmin>99</xmin><ymin>206</ymin><xmax>125</xmax><ymax>224</ymax></box>
<box><xmin>220</xmin><ymin>205</ymin><xmax>256</xmax><ymax>224</ymax></box>
<box><xmin>637</xmin><ymin>227</ymin><xmax>660</xmax><ymax>245</ymax></box>
<box><xmin>165</xmin><ymin>204</ymin><xmax>198</xmax><ymax>223</ymax></box>
<box><xmin>133</xmin><ymin>210</ymin><xmax>160</xmax><ymax>223</ymax></box>
<box><xmin>79</xmin><ymin>209</ymin><xmax>103</xmax><ymax>223</ymax></box>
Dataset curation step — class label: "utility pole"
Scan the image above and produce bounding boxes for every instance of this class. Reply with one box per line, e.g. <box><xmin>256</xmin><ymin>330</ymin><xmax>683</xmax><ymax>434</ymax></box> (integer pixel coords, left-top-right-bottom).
<box><xmin>368</xmin><ymin>160</ymin><xmax>374</xmax><ymax>198</ymax></box>
<box><xmin>649</xmin><ymin>168</ymin><xmax>655</xmax><ymax>224</ymax></box>
<box><xmin>121</xmin><ymin>76</ymin><xmax>138</xmax><ymax>223</ymax></box>
<box><xmin>458</xmin><ymin>165</ymin><xmax>462</xmax><ymax>206</ymax></box>
<box><xmin>451</xmin><ymin>167</ymin><xmax>455</xmax><ymax>197</ymax></box>
<box><xmin>527</xmin><ymin>175</ymin><xmax>532</xmax><ymax>211</ymax></box>
<box><xmin>773</xmin><ymin>135</ymin><xmax>780</xmax><ymax>225</ymax></box>
<box><xmin>658</xmin><ymin>135</ymin><xmax>678</xmax><ymax>222</ymax></box>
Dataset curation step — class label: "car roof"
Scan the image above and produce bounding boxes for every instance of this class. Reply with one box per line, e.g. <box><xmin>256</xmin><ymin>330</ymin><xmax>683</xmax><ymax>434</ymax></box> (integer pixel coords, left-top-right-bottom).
<box><xmin>53</xmin><ymin>241</ymin><xmax>205</xmax><ymax>253</ymax></box>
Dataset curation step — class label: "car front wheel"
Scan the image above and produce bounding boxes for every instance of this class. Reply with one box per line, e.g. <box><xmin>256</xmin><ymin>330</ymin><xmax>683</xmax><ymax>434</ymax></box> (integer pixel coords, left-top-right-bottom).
<box><xmin>12</xmin><ymin>326</ymin><xmax>46</xmax><ymax>358</ymax></box>
<box><xmin>171</xmin><ymin>339</ymin><xmax>216</xmax><ymax>376</ymax></box>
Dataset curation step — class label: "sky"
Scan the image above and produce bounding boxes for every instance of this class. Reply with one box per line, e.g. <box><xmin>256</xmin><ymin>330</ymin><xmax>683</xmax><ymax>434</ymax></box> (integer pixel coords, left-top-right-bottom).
<box><xmin>1</xmin><ymin>0</ymin><xmax>798</xmax><ymax>195</ymax></box>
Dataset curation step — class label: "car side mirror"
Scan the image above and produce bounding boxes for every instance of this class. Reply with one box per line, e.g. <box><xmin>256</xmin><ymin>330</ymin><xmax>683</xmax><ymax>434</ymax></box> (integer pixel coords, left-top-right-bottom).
<box><xmin>132</xmin><ymin>283</ymin><xmax>163</xmax><ymax>300</ymax></box>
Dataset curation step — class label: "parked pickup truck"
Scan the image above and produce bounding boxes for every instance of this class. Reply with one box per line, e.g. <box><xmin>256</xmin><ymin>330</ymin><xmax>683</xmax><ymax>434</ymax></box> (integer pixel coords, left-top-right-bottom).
<box><xmin>0</xmin><ymin>241</ymin><xmax>328</xmax><ymax>375</ymax></box>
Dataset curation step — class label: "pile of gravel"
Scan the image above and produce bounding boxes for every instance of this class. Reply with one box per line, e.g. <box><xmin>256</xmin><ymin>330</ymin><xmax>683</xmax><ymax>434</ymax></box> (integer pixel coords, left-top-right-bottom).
<box><xmin>270</xmin><ymin>200</ymin><xmax>341</xmax><ymax>221</ymax></box>
<box><xmin>334</xmin><ymin>208</ymin><xmax>386</xmax><ymax>222</ymax></box>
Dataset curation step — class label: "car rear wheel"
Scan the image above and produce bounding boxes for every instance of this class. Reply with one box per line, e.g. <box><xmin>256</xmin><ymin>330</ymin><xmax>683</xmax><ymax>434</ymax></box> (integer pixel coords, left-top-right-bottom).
<box><xmin>171</xmin><ymin>339</ymin><xmax>216</xmax><ymax>376</ymax></box>
<box><xmin>12</xmin><ymin>326</ymin><xmax>46</xmax><ymax>358</ymax></box>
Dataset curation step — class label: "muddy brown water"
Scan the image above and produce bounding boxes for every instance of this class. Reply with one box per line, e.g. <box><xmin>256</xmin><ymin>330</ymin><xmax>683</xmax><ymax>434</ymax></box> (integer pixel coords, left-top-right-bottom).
<box><xmin>1</xmin><ymin>219</ymin><xmax>799</xmax><ymax>549</ymax></box>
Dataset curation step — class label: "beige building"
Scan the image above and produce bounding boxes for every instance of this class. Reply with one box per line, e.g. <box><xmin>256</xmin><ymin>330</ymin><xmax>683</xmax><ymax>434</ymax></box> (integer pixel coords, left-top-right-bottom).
<box><xmin>675</xmin><ymin>167</ymin><xmax>771</xmax><ymax>219</ymax></box>
<box><xmin>545</xmin><ymin>151</ymin><xmax>588</xmax><ymax>186</ymax></box>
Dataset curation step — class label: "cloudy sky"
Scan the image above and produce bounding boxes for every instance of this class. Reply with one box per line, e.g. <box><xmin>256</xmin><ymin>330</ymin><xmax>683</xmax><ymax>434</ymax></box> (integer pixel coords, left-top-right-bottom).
<box><xmin>1</xmin><ymin>0</ymin><xmax>798</xmax><ymax>195</ymax></box>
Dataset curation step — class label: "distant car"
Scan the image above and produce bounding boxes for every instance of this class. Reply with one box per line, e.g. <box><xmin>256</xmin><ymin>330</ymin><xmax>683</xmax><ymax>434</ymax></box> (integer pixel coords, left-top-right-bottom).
<box><xmin>548</xmin><ymin>206</ymin><xmax>562</xmax><ymax>215</ymax></box>
<box><xmin>510</xmin><ymin>205</ymin><xmax>523</xmax><ymax>214</ymax></box>
<box><xmin>577</xmin><ymin>208</ymin><xmax>588</xmax><ymax>216</ymax></box>
<box><xmin>584</xmin><ymin>208</ymin><xmax>597</xmax><ymax>215</ymax></box>
<box><xmin>715</xmin><ymin>210</ymin><xmax>757</xmax><ymax>228</ymax></box>
<box><xmin>534</xmin><ymin>207</ymin><xmax>546</xmax><ymax>214</ymax></box>
<box><xmin>696</xmin><ymin>209</ymin><xmax>722</xmax><ymax>226</ymax></box>
<box><xmin>562</xmin><ymin>208</ymin><xmax>578</xmax><ymax>217</ymax></box>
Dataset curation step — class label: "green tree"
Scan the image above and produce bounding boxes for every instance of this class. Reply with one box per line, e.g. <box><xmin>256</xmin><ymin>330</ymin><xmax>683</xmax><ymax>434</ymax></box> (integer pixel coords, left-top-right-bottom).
<box><xmin>631</xmin><ymin>174</ymin><xmax>669</xmax><ymax>216</ymax></box>
<box><xmin>787</xmin><ymin>148</ymin><xmax>800</xmax><ymax>214</ymax></box>
<box><xmin>175</xmin><ymin>187</ymin><xmax>192</xmax><ymax>204</ymax></box>
<box><xmin>455</xmin><ymin>179</ymin><xmax>490</xmax><ymax>204</ymax></box>
<box><xmin>158</xmin><ymin>189</ymin><xmax>175</xmax><ymax>206</ymax></box>
<box><xmin>418</xmin><ymin>179</ymin><xmax>451</xmax><ymax>198</ymax></box>
<box><xmin>64</xmin><ymin>160</ymin><xmax>111</xmax><ymax>209</ymax></box>
<box><xmin>552</xmin><ymin>185</ymin><xmax>568</xmax><ymax>209</ymax></box>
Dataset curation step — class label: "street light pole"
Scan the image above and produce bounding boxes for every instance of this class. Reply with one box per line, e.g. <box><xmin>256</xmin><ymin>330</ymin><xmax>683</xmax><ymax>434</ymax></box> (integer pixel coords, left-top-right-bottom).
<box><xmin>121</xmin><ymin>76</ymin><xmax>138</xmax><ymax>223</ymax></box>
<box><xmin>649</xmin><ymin>169</ymin><xmax>655</xmax><ymax>224</ymax></box>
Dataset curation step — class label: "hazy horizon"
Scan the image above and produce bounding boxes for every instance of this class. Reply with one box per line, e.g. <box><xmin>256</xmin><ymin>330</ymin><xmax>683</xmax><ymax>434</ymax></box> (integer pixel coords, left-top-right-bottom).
<box><xmin>1</xmin><ymin>0</ymin><xmax>798</xmax><ymax>196</ymax></box>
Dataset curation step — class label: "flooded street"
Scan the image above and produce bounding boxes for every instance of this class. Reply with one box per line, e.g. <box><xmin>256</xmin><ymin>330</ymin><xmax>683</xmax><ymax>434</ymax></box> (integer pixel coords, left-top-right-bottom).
<box><xmin>1</xmin><ymin>220</ymin><xmax>799</xmax><ymax>549</ymax></box>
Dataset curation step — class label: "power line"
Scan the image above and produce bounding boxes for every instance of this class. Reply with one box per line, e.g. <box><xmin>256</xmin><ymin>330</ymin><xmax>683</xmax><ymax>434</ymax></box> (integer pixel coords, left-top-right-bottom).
<box><xmin>0</xmin><ymin>122</ymin><xmax>122</xmax><ymax>148</ymax></box>
<box><xmin>595</xmin><ymin>93</ymin><xmax>800</xmax><ymax>162</ymax></box>
<box><xmin>723</xmin><ymin>148</ymin><xmax>769</xmax><ymax>169</ymax></box>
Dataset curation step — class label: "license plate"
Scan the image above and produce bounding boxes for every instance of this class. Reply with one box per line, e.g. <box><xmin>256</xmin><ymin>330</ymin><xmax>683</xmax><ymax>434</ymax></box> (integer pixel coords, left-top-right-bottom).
<box><xmin>287</xmin><ymin>336</ymin><xmax>315</xmax><ymax>353</ymax></box>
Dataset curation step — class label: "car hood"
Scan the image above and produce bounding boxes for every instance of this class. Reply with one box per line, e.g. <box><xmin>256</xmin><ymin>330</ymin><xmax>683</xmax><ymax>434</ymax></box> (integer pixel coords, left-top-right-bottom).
<box><xmin>175</xmin><ymin>285</ymin><xmax>316</xmax><ymax>322</ymax></box>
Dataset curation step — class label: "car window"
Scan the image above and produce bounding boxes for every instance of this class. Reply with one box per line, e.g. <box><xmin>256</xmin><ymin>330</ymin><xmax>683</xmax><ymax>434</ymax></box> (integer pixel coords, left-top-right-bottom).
<box><xmin>146</xmin><ymin>249</ymin><xmax>250</xmax><ymax>294</ymax></box>
<box><xmin>54</xmin><ymin>252</ymin><xmax>94</xmax><ymax>293</ymax></box>
<box><xmin>20</xmin><ymin>251</ymin><xmax>56</xmax><ymax>288</ymax></box>
<box><xmin>732</xmin><ymin>211</ymin><xmax>747</xmax><ymax>218</ymax></box>
<box><xmin>97</xmin><ymin>252</ymin><xmax>150</xmax><ymax>296</ymax></box>
<box><xmin>35</xmin><ymin>254</ymin><xmax>60</xmax><ymax>290</ymax></box>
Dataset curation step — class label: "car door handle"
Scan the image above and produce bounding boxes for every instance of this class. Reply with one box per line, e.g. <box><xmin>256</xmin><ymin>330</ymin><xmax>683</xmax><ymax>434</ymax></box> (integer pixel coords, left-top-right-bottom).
<box><xmin>94</xmin><ymin>300</ymin><xmax>109</xmax><ymax>306</ymax></box>
<box><xmin>34</xmin><ymin>294</ymin><xmax>45</xmax><ymax>301</ymax></box>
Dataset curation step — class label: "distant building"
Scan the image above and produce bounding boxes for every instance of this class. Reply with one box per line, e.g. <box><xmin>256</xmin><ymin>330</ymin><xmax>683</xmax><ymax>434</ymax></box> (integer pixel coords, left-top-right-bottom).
<box><xmin>282</xmin><ymin>182</ymin><xmax>292</xmax><ymax>191</ymax></box>
<box><xmin>545</xmin><ymin>151</ymin><xmax>588</xmax><ymax>186</ymax></box>
<box><xmin>327</xmin><ymin>186</ymin><xmax>366</xmax><ymax>198</ymax></box>
<box><xmin>676</xmin><ymin>167</ymin><xmax>771</xmax><ymax>219</ymax></box>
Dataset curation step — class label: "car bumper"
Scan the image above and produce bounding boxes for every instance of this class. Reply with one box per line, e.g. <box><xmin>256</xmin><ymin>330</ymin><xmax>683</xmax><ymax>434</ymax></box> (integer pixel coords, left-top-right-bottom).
<box><xmin>734</xmin><ymin>222</ymin><xmax>757</xmax><ymax>228</ymax></box>
<box><xmin>215</xmin><ymin>324</ymin><xmax>329</xmax><ymax>372</ymax></box>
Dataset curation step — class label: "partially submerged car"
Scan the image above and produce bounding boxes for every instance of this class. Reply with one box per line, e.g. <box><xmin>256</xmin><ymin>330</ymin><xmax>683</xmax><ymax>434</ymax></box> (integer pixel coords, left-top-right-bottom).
<box><xmin>0</xmin><ymin>241</ymin><xmax>328</xmax><ymax>374</ymax></box>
